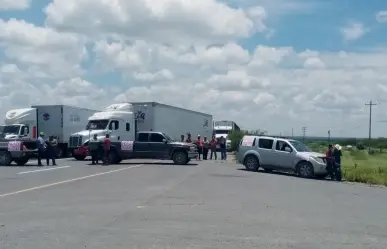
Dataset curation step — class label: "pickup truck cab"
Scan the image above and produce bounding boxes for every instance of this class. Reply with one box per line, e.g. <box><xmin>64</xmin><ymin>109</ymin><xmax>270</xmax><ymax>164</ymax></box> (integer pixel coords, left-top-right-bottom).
<box><xmin>97</xmin><ymin>131</ymin><xmax>198</xmax><ymax>165</ymax></box>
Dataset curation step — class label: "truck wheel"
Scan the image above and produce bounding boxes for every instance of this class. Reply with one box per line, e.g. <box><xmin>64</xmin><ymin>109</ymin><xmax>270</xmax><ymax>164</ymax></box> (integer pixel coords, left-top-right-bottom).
<box><xmin>0</xmin><ymin>151</ymin><xmax>12</xmax><ymax>166</ymax></box>
<box><xmin>244</xmin><ymin>155</ymin><xmax>259</xmax><ymax>171</ymax></box>
<box><xmin>56</xmin><ymin>148</ymin><xmax>65</xmax><ymax>158</ymax></box>
<box><xmin>108</xmin><ymin>151</ymin><xmax>120</xmax><ymax>164</ymax></box>
<box><xmin>173</xmin><ymin>151</ymin><xmax>188</xmax><ymax>165</ymax></box>
<box><xmin>74</xmin><ymin>155</ymin><xmax>86</xmax><ymax>161</ymax></box>
<box><xmin>15</xmin><ymin>158</ymin><xmax>29</xmax><ymax>166</ymax></box>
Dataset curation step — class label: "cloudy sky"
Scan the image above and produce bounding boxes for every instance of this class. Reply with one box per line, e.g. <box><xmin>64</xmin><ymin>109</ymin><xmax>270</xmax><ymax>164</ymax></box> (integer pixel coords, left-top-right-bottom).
<box><xmin>0</xmin><ymin>0</ymin><xmax>387</xmax><ymax>138</ymax></box>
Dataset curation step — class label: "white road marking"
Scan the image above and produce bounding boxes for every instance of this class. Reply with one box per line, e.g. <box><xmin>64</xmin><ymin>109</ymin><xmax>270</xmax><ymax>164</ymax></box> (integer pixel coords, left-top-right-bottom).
<box><xmin>17</xmin><ymin>166</ymin><xmax>71</xmax><ymax>175</ymax></box>
<box><xmin>0</xmin><ymin>164</ymin><xmax>144</xmax><ymax>198</ymax></box>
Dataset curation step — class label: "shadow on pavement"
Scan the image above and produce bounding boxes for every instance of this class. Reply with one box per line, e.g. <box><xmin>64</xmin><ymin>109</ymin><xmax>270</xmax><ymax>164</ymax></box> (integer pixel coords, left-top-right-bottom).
<box><xmin>237</xmin><ymin>168</ymin><xmax>336</xmax><ymax>182</ymax></box>
<box><xmin>119</xmin><ymin>162</ymin><xmax>198</xmax><ymax>166</ymax></box>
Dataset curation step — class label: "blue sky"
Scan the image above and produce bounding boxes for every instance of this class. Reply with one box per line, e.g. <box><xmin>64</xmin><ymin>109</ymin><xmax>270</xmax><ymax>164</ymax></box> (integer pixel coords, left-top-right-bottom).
<box><xmin>1</xmin><ymin>0</ymin><xmax>386</xmax><ymax>53</ymax></box>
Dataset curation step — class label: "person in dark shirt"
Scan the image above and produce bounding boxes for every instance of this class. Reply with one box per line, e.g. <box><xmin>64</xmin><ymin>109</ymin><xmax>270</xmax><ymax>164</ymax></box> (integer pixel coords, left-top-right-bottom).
<box><xmin>325</xmin><ymin>144</ymin><xmax>335</xmax><ymax>180</ymax></box>
<box><xmin>45</xmin><ymin>136</ymin><xmax>57</xmax><ymax>166</ymax></box>
<box><xmin>185</xmin><ymin>133</ymin><xmax>192</xmax><ymax>143</ymax></box>
<box><xmin>332</xmin><ymin>144</ymin><xmax>343</xmax><ymax>181</ymax></box>
<box><xmin>103</xmin><ymin>134</ymin><xmax>111</xmax><ymax>165</ymax></box>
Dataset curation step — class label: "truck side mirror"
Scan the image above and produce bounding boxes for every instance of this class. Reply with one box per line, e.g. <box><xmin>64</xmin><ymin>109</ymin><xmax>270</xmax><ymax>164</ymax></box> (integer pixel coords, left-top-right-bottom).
<box><xmin>285</xmin><ymin>147</ymin><xmax>292</xmax><ymax>153</ymax></box>
<box><xmin>162</xmin><ymin>139</ymin><xmax>167</xmax><ymax>143</ymax></box>
<box><xmin>24</xmin><ymin>127</ymin><xmax>29</xmax><ymax>135</ymax></box>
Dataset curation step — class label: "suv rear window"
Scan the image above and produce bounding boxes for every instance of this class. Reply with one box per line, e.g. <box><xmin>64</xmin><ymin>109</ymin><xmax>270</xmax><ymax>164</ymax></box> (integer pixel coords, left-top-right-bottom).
<box><xmin>258</xmin><ymin>138</ymin><xmax>273</xmax><ymax>149</ymax></box>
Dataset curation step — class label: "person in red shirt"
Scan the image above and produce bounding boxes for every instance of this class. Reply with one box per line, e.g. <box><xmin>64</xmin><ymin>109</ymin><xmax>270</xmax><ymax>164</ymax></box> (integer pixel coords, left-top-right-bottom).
<box><xmin>325</xmin><ymin>144</ymin><xmax>335</xmax><ymax>179</ymax></box>
<box><xmin>103</xmin><ymin>134</ymin><xmax>111</xmax><ymax>165</ymax></box>
<box><xmin>209</xmin><ymin>135</ymin><xmax>217</xmax><ymax>160</ymax></box>
<box><xmin>195</xmin><ymin>135</ymin><xmax>203</xmax><ymax>160</ymax></box>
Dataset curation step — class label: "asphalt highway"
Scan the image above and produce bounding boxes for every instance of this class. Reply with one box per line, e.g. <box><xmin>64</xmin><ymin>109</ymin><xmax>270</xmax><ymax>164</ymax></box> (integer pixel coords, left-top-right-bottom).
<box><xmin>0</xmin><ymin>155</ymin><xmax>386</xmax><ymax>249</ymax></box>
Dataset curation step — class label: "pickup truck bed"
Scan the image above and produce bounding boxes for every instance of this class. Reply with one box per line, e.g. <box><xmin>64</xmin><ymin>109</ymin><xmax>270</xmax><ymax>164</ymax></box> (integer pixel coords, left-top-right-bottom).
<box><xmin>0</xmin><ymin>139</ymin><xmax>39</xmax><ymax>166</ymax></box>
<box><xmin>92</xmin><ymin>131</ymin><xmax>198</xmax><ymax>165</ymax></box>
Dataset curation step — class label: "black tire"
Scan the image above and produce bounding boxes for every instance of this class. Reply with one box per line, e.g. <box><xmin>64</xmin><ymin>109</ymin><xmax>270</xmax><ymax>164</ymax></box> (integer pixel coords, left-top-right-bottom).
<box><xmin>74</xmin><ymin>155</ymin><xmax>86</xmax><ymax>161</ymax></box>
<box><xmin>244</xmin><ymin>155</ymin><xmax>259</xmax><ymax>171</ymax></box>
<box><xmin>108</xmin><ymin>151</ymin><xmax>120</xmax><ymax>164</ymax></box>
<box><xmin>56</xmin><ymin>147</ymin><xmax>65</xmax><ymax>158</ymax></box>
<box><xmin>297</xmin><ymin>161</ymin><xmax>314</xmax><ymax>178</ymax></box>
<box><xmin>173</xmin><ymin>151</ymin><xmax>188</xmax><ymax>165</ymax></box>
<box><xmin>15</xmin><ymin>158</ymin><xmax>29</xmax><ymax>166</ymax></box>
<box><xmin>0</xmin><ymin>151</ymin><xmax>12</xmax><ymax>166</ymax></box>
<box><xmin>315</xmin><ymin>174</ymin><xmax>328</xmax><ymax>180</ymax></box>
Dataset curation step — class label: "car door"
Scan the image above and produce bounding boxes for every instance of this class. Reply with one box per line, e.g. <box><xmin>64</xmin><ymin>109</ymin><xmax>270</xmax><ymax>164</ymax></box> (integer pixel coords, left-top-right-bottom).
<box><xmin>272</xmin><ymin>140</ymin><xmax>294</xmax><ymax>169</ymax></box>
<box><xmin>134</xmin><ymin>132</ymin><xmax>151</xmax><ymax>158</ymax></box>
<box><xmin>256</xmin><ymin>138</ymin><xmax>275</xmax><ymax>166</ymax></box>
<box><xmin>148</xmin><ymin>133</ymin><xmax>169</xmax><ymax>159</ymax></box>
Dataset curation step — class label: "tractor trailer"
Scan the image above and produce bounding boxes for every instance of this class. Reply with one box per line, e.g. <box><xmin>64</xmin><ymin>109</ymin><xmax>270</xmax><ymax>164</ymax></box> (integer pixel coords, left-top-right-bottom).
<box><xmin>70</xmin><ymin>102</ymin><xmax>213</xmax><ymax>160</ymax></box>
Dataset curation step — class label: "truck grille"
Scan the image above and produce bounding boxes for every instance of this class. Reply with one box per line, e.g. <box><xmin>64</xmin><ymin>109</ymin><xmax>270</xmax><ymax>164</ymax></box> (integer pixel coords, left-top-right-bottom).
<box><xmin>69</xmin><ymin>136</ymin><xmax>82</xmax><ymax>148</ymax></box>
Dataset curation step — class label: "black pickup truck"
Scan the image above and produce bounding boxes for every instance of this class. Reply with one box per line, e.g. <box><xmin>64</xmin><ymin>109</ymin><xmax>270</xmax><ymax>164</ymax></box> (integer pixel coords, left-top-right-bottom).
<box><xmin>94</xmin><ymin>131</ymin><xmax>198</xmax><ymax>165</ymax></box>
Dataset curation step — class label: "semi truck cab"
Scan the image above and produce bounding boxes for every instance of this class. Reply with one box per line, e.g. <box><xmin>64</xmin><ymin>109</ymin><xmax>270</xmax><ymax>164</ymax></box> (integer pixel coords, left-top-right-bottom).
<box><xmin>69</xmin><ymin>103</ymin><xmax>136</xmax><ymax>160</ymax></box>
<box><xmin>0</xmin><ymin>108</ymin><xmax>37</xmax><ymax>140</ymax></box>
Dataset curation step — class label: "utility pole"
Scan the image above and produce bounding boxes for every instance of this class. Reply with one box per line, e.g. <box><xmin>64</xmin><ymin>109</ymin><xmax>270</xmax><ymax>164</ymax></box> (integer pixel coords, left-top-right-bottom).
<box><xmin>365</xmin><ymin>100</ymin><xmax>377</xmax><ymax>153</ymax></box>
<box><xmin>302</xmin><ymin>127</ymin><xmax>306</xmax><ymax>142</ymax></box>
<box><xmin>328</xmin><ymin>130</ymin><xmax>331</xmax><ymax>144</ymax></box>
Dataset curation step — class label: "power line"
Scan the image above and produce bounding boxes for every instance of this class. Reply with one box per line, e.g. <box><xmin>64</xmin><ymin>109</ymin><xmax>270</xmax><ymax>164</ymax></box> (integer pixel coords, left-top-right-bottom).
<box><xmin>302</xmin><ymin>126</ymin><xmax>306</xmax><ymax>142</ymax></box>
<box><xmin>365</xmin><ymin>100</ymin><xmax>377</xmax><ymax>152</ymax></box>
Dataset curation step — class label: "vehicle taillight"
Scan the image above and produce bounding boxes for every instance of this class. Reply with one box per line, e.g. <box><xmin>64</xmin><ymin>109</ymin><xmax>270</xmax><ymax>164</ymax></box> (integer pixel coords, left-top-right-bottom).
<box><xmin>32</xmin><ymin>126</ymin><xmax>37</xmax><ymax>139</ymax></box>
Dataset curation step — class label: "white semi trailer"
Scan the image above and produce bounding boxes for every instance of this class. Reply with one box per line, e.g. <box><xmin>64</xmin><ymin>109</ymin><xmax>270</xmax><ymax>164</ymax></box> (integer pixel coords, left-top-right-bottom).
<box><xmin>0</xmin><ymin>105</ymin><xmax>99</xmax><ymax>157</ymax></box>
<box><xmin>69</xmin><ymin>102</ymin><xmax>213</xmax><ymax>160</ymax></box>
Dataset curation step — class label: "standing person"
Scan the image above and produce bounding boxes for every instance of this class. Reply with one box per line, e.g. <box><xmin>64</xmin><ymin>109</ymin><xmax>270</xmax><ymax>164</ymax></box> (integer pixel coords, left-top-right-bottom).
<box><xmin>195</xmin><ymin>135</ymin><xmax>203</xmax><ymax>160</ymax></box>
<box><xmin>202</xmin><ymin>136</ymin><xmax>209</xmax><ymax>160</ymax></box>
<box><xmin>185</xmin><ymin>133</ymin><xmax>192</xmax><ymax>143</ymax></box>
<box><xmin>181</xmin><ymin>135</ymin><xmax>185</xmax><ymax>142</ymax></box>
<box><xmin>325</xmin><ymin>144</ymin><xmax>335</xmax><ymax>180</ymax></box>
<box><xmin>333</xmin><ymin>144</ymin><xmax>343</xmax><ymax>181</ymax></box>
<box><xmin>45</xmin><ymin>136</ymin><xmax>57</xmax><ymax>166</ymax></box>
<box><xmin>209</xmin><ymin>135</ymin><xmax>217</xmax><ymax>160</ymax></box>
<box><xmin>103</xmin><ymin>134</ymin><xmax>111</xmax><ymax>165</ymax></box>
<box><xmin>36</xmin><ymin>132</ymin><xmax>46</xmax><ymax>166</ymax></box>
<box><xmin>219</xmin><ymin>135</ymin><xmax>227</xmax><ymax>160</ymax></box>
<box><xmin>89</xmin><ymin>134</ymin><xmax>100</xmax><ymax>165</ymax></box>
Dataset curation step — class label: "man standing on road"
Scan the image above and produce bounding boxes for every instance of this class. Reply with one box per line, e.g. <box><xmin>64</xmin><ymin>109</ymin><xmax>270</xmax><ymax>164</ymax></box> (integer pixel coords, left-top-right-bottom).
<box><xmin>36</xmin><ymin>132</ymin><xmax>46</xmax><ymax>166</ymax></box>
<box><xmin>209</xmin><ymin>135</ymin><xmax>217</xmax><ymax>160</ymax></box>
<box><xmin>45</xmin><ymin>136</ymin><xmax>57</xmax><ymax>166</ymax></box>
<box><xmin>195</xmin><ymin>135</ymin><xmax>203</xmax><ymax>160</ymax></box>
<box><xmin>185</xmin><ymin>133</ymin><xmax>192</xmax><ymax>143</ymax></box>
<box><xmin>219</xmin><ymin>136</ymin><xmax>227</xmax><ymax>161</ymax></box>
<box><xmin>103</xmin><ymin>134</ymin><xmax>111</xmax><ymax>165</ymax></box>
<box><xmin>333</xmin><ymin>144</ymin><xmax>343</xmax><ymax>181</ymax></box>
<box><xmin>89</xmin><ymin>134</ymin><xmax>100</xmax><ymax>165</ymax></box>
<box><xmin>202</xmin><ymin>136</ymin><xmax>209</xmax><ymax>160</ymax></box>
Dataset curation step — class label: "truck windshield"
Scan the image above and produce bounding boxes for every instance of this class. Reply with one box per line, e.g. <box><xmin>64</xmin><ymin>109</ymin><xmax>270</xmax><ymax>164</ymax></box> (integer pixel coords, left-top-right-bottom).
<box><xmin>163</xmin><ymin>133</ymin><xmax>175</xmax><ymax>142</ymax></box>
<box><xmin>289</xmin><ymin>140</ymin><xmax>310</xmax><ymax>152</ymax></box>
<box><xmin>0</xmin><ymin>125</ymin><xmax>20</xmax><ymax>135</ymax></box>
<box><xmin>86</xmin><ymin>120</ymin><xmax>109</xmax><ymax>130</ymax></box>
<box><xmin>215</xmin><ymin>129</ymin><xmax>231</xmax><ymax>134</ymax></box>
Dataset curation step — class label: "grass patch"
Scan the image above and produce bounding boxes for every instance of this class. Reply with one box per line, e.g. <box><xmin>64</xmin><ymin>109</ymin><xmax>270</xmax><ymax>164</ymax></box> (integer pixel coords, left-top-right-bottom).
<box><xmin>305</xmin><ymin>144</ymin><xmax>387</xmax><ymax>186</ymax></box>
<box><xmin>342</xmin><ymin>150</ymin><xmax>387</xmax><ymax>186</ymax></box>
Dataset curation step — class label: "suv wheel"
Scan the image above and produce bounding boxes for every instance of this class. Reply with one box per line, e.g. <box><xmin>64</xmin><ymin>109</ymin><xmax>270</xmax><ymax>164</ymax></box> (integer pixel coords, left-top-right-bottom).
<box><xmin>244</xmin><ymin>155</ymin><xmax>259</xmax><ymax>171</ymax></box>
<box><xmin>297</xmin><ymin>161</ymin><xmax>314</xmax><ymax>178</ymax></box>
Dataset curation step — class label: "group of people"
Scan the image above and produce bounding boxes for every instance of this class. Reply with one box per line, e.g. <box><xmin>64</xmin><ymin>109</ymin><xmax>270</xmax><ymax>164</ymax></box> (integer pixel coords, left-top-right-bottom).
<box><xmin>325</xmin><ymin>144</ymin><xmax>342</xmax><ymax>181</ymax></box>
<box><xmin>36</xmin><ymin>132</ymin><xmax>58</xmax><ymax>166</ymax></box>
<box><xmin>182</xmin><ymin>133</ymin><xmax>227</xmax><ymax>160</ymax></box>
<box><xmin>89</xmin><ymin>133</ymin><xmax>111</xmax><ymax>165</ymax></box>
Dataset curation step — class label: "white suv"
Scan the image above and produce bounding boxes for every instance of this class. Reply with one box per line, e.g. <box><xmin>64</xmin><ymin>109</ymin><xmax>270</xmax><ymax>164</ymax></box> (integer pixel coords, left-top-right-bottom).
<box><xmin>235</xmin><ymin>135</ymin><xmax>328</xmax><ymax>178</ymax></box>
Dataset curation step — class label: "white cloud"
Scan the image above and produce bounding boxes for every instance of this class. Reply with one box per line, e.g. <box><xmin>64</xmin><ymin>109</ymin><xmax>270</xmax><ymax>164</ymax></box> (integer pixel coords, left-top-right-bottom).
<box><xmin>0</xmin><ymin>0</ymin><xmax>387</xmax><ymax>137</ymax></box>
<box><xmin>0</xmin><ymin>0</ymin><xmax>30</xmax><ymax>10</ymax></box>
<box><xmin>340</xmin><ymin>21</ymin><xmax>367</xmax><ymax>41</ymax></box>
<box><xmin>44</xmin><ymin>0</ymin><xmax>267</xmax><ymax>45</ymax></box>
<box><xmin>376</xmin><ymin>11</ymin><xmax>387</xmax><ymax>23</ymax></box>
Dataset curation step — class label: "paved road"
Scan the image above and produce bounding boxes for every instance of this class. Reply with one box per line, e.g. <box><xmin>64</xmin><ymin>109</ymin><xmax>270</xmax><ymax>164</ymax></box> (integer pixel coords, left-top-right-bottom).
<box><xmin>0</xmin><ymin>157</ymin><xmax>387</xmax><ymax>249</ymax></box>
